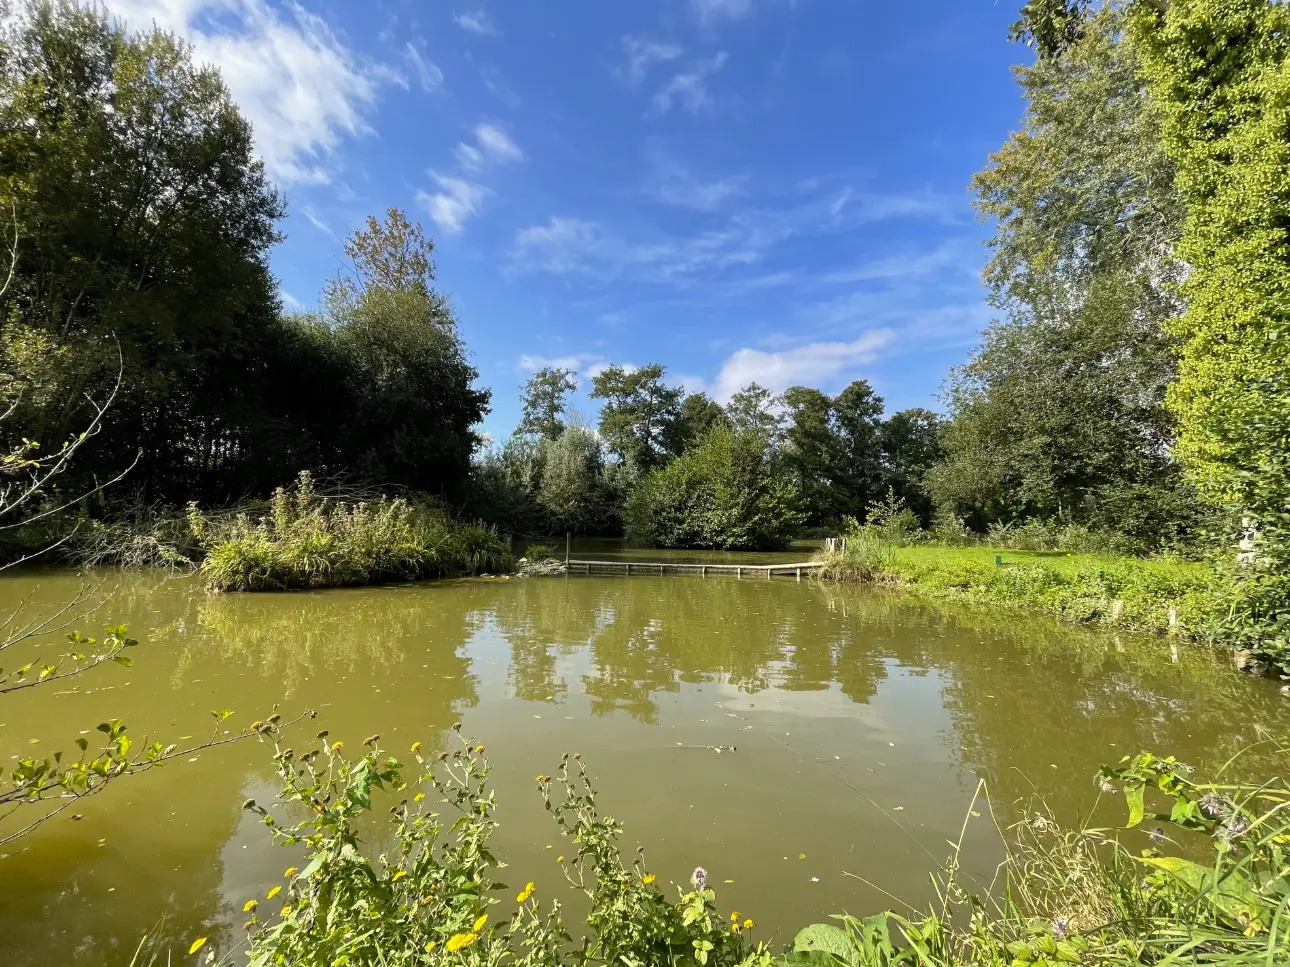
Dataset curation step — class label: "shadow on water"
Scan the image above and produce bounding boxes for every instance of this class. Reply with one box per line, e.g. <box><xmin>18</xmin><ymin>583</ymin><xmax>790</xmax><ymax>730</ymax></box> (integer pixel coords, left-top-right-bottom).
<box><xmin>0</xmin><ymin>568</ymin><xmax>1286</xmax><ymax>965</ymax></box>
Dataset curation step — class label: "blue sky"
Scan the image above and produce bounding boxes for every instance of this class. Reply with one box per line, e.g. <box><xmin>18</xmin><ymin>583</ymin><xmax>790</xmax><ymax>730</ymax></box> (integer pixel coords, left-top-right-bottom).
<box><xmin>109</xmin><ymin>0</ymin><xmax>1026</xmax><ymax>439</ymax></box>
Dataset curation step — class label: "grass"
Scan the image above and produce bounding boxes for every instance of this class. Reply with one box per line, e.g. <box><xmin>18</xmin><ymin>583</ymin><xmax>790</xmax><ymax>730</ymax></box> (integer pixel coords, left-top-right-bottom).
<box><xmin>191</xmin><ymin>472</ymin><xmax>514</xmax><ymax>592</ymax></box>
<box><xmin>818</xmin><ymin>537</ymin><xmax>1224</xmax><ymax>640</ymax></box>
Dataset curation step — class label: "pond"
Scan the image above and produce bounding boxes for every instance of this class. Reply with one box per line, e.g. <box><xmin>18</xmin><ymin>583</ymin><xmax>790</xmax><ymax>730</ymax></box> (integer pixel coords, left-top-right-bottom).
<box><xmin>1</xmin><ymin>564</ymin><xmax>1287</xmax><ymax>965</ymax></box>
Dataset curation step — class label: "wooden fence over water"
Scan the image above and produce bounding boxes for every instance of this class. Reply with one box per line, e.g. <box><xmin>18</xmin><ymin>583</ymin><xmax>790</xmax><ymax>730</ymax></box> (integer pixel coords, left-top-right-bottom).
<box><xmin>565</xmin><ymin>559</ymin><xmax>826</xmax><ymax>580</ymax></box>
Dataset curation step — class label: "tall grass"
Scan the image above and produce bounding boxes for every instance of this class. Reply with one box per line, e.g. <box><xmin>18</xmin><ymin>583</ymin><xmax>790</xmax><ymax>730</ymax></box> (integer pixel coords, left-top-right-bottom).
<box><xmin>191</xmin><ymin>472</ymin><xmax>513</xmax><ymax>591</ymax></box>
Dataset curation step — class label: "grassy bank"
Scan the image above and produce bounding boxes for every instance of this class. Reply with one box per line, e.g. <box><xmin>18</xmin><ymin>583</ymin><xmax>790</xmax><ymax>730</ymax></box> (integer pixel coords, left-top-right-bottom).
<box><xmin>817</xmin><ymin>537</ymin><xmax>1222</xmax><ymax>641</ymax></box>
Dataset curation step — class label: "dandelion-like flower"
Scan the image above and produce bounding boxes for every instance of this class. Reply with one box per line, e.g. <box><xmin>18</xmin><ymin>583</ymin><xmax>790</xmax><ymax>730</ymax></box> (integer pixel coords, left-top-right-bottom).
<box><xmin>1052</xmin><ymin>918</ymin><xmax>1069</xmax><ymax>940</ymax></box>
<box><xmin>691</xmin><ymin>866</ymin><xmax>708</xmax><ymax>890</ymax></box>
<box><xmin>1098</xmin><ymin>781</ymin><xmax>1117</xmax><ymax>795</ymax></box>
<box><xmin>641</xmin><ymin>873</ymin><xmax>656</xmax><ymax>885</ymax></box>
<box><xmin>743</xmin><ymin>919</ymin><xmax>754</xmax><ymax>930</ymax></box>
<box><xmin>446</xmin><ymin>932</ymin><xmax>477</xmax><ymax>952</ymax></box>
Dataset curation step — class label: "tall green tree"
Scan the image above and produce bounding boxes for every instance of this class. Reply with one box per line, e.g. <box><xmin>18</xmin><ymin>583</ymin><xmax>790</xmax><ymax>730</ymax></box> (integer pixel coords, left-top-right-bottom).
<box><xmin>589</xmin><ymin>364</ymin><xmax>683</xmax><ymax>473</ymax></box>
<box><xmin>879</xmin><ymin>408</ymin><xmax>944</xmax><ymax>523</ymax></box>
<box><xmin>672</xmin><ymin>391</ymin><xmax>728</xmax><ymax>454</ymax></box>
<box><xmin>517</xmin><ymin>367</ymin><xmax>578</xmax><ymax>441</ymax></box>
<box><xmin>1128</xmin><ymin>0</ymin><xmax>1290</xmax><ymax>651</ymax></box>
<box><xmin>830</xmin><ymin>380</ymin><xmax>886</xmax><ymax>520</ymax></box>
<box><xmin>782</xmin><ymin>387</ymin><xmax>839</xmax><ymax>525</ymax></box>
<box><xmin>0</xmin><ymin>0</ymin><xmax>284</xmax><ymax>502</ymax></box>
<box><xmin>319</xmin><ymin>210</ymin><xmax>490</xmax><ymax>499</ymax></box>
<box><xmin>538</xmin><ymin>424</ymin><xmax>611</xmax><ymax>534</ymax></box>
<box><xmin>725</xmin><ymin>382</ymin><xmax>783</xmax><ymax>442</ymax></box>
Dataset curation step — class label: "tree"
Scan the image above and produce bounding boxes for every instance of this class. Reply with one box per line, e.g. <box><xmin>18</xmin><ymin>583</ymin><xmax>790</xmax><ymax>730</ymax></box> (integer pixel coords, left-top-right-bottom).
<box><xmin>319</xmin><ymin>210</ymin><xmax>490</xmax><ymax>499</ymax></box>
<box><xmin>782</xmin><ymin>387</ymin><xmax>840</xmax><ymax>526</ymax></box>
<box><xmin>1128</xmin><ymin>0</ymin><xmax>1290</xmax><ymax>651</ymax></box>
<box><xmin>589</xmin><ymin>364</ymin><xmax>683</xmax><ymax>473</ymax></box>
<box><xmin>0</xmin><ymin>1</ymin><xmax>285</xmax><ymax>503</ymax></box>
<box><xmin>931</xmin><ymin>1</ymin><xmax>1197</xmax><ymax>546</ymax></box>
<box><xmin>830</xmin><ymin>380</ymin><xmax>886</xmax><ymax>520</ymax></box>
<box><xmin>725</xmin><ymin>383</ymin><xmax>783</xmax><ymax>442</ymax></box>
<box><xmin>538</xmin><ymin>425</ymin><xmax>610</xmax><ymax>533</ymax></box>
<box><xmin>518</xmin><ymin>367</ymin><xmax>578</xmax><ymax>441</ymax></box>
<box><xmin>672</xmin><ymin>392</ymin><xmax>728</xmax><ymax>455</ymax></box>
<box><xmin>624</xmin><ymin>426</ymin><xmax>801</xmax><ymax>550</ymax></box>
<box><xmin>880</xmin><ymin>409</ymin><xmax>944</xmax><ymax>524</ymax></box>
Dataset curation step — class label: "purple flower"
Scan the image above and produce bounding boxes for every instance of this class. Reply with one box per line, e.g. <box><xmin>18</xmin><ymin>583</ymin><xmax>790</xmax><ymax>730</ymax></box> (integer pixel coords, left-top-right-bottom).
<box><xmin>1225</xmin><ymin>812</ymin><xmax>1251</xmax><ymax>837</ymax></box>
<box><xmin>1051</xmin><ymin>918</ymin><xmax>1069</xmax><ymax>940</ymax></box>
<box><xmin>690</xmin><ymin>866</ymin><xmax>707</xmax><ymax>890</ymax></box>
<box><xmin>1200</xmin><ymin>793</ymin><xmax>1231</xmax><ymax>820</ymax></box>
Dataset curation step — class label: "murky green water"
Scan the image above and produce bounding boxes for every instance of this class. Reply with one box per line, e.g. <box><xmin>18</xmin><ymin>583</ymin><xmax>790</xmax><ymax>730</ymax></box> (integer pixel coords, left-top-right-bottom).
<box><xmin>1</xmin><ymin>564</ymin><xmax>1287</xmax><ymax>965</ymax></box>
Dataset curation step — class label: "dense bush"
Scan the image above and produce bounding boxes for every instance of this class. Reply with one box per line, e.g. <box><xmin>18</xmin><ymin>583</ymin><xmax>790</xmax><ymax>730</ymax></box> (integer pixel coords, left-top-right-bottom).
<box><xmin>624</xmin><ymin>427</ymin><xmax>802</xmax><ymax>550</ymax></box>
<box><xmin>191</xmin><ymin>473</ymin><xmax>512</xmax><ymax>591</ymax></box>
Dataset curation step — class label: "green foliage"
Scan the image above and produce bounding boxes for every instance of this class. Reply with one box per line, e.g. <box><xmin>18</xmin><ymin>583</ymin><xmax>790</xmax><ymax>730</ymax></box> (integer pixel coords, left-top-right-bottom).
<box><xmin>518</xmin><ymin>367</ymin><xmax>579</xmax><ymax>441</ymax></box>
<box><xmin>625</xmin><ymin>426</ymin><xmax>803</xmax><ymax>550</ymax></box>
<box><xmin>241</xmin><ymin>731</ymin><xmax>761</xmax><ymax>967</ymax></box>
<box><xmin>814</xmin><ymin>529</ymin><xmax>897</xmax><ymax>585</ymax></box>
<box><xmin>1129</xmin><ymin>0</ymin><xmax>1290</xmax><ymax>667</ymax></box>
<box><xmin>590</xmin><ymin>364</ymin><xmax>684</xmax><ymax>473</ymax></box>
<box><xmin>193</xmin><ymin>472</ymin><xmax>513</xmax><ymax>591</ymax></box>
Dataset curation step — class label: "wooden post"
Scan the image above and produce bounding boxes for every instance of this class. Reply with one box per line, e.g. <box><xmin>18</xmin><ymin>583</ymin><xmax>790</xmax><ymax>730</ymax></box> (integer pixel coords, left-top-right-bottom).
<box><xmin>565</xmin><ymin>533</ymin><xmax>570</xmax><ymax>565</ymax></box>
<box><xmin>796</xmin><ymin>567</ymin><xmax>801</xmax><ymax>581</ymax></box>
<box><xmin>736</xmin><ymin>566</ymin><xmax>742</xmax><ymax>578</ymax></box>
<box><xmin>626</xmin><ymin>562</ymin><xmax>631</xmax><ymax>575</ymax></box>
<box><xmin>701</xmin><ymin>565</ymin><xmax>706</xmax><ymax>577</ymax></box>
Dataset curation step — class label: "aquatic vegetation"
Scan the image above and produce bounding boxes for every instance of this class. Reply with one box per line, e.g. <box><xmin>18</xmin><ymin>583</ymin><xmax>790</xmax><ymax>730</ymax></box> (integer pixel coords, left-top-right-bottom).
<box><xmin>191</xmin><ymin>472</ymin><xmax>514</xmax><ymax>591</ymax></box>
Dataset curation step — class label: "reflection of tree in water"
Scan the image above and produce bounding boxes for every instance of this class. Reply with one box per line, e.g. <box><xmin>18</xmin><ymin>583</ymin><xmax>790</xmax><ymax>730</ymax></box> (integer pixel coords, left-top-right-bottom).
<box><xmin>518</xmin><ymin>579</ymin><xmax>897</xmax><ymax>723</ymax></box>
<box><xmin>181</xmin><ymin>585</ymin><xmax>481</xmax><ymax>710</ymax></box>
<box><xmin>489</xmin><ymin>578</ymin><xmax>610</xmax><ymax>702</ymax></box>
<box><xmin>911</xmin><ymin>597</ymin><xmax>1290</xmax><ymax>821</ymax></box>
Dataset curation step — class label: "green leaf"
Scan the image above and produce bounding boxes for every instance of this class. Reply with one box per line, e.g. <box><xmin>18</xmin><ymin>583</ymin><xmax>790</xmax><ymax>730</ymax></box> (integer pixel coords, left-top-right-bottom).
<box><xmin>792</xmin><ymin>923</ymin><xmax>854</xmax><ymax>964</ymax></box>
<box><xmin>1124</xmin><ymin>783</ymin><xmax>1145</xmax><ymax>827</ymax></box>
<box><xmin>1138</xmin><ymin>856</ymin><xmax>1268</xmax><ymax>925</ymax></box>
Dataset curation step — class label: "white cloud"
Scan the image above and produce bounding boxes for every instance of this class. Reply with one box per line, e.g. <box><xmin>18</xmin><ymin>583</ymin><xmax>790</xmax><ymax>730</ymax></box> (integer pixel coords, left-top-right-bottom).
<box><xmin>512</xmin><ymin>218</ymin><xmax>606</xmax><ymax>273</ymax></box>
<box><xmin>416</xmin><ymin>172</ymin><xmax>488</xmax><ymax>234</ymax></box>
<box><xmin>474</xmin><ymin>123</ymin><xmax>524</xmax><ymax>164</ymax></box>
<box><xmin>105</xmin><ymin>0</ymin><xmax>385</xmax><ymax>185</ymax></box>
<box><xmin>652</xmin><ymin>52</ymin><xmax>727</xmax><ymax>115</ymax></box>
<box><xmin>453</xmin><ymin>122</ymin><xmax>522</xmax><ymax>171</ymax></box>
<box><xmin>819</xmin><ymin>240</ymin><xmax>975</xmax><ymax>285</ymax></box>
<box><xmin>692</xmin><ymin>0</ymin><xmax>754</xmax><ymax>23</ymax></box>
<box><xmin>516</xmin><ymin>353</ymin><xmax>605</xmax><ymax>376</ymax></box>
<box><xmin>658</xmin><ymin>176</ymin><xmax>744</xmax><ymax>211</ymax></box>
<box><xmin>454</xmin><ymin>9</ymin><xmax>497</xmax><ymax>35</ymax></box>
<box><xmin>621</xmin><ymin>36</ymin><xmax>683</xmax><ymax>83</ymax></box>
<box><xmin>404</xmin><ymin>43</ymin><xmax>444</xmax><ymax>93</ymax></box>
<box><xmin>712</xmin><ymin>330</ymin><xmax>894</xmax><ymax>400</ymax></box>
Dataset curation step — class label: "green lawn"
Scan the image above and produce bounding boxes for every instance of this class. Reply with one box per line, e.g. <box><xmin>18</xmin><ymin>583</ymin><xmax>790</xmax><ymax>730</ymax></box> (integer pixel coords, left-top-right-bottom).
<box><xmin>831</xmin><ymin>542</ymin><xmax>1224</xmax><ymax>639</ymax></box>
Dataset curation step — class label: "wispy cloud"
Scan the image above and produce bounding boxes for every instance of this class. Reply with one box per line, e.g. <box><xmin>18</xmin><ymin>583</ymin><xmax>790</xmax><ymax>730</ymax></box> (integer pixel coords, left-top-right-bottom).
<box><xmin>453</xmin><ymin>9</ymin><xmax>497</xmax><ymax>35</ymax></box>
<box><xmin>416</xmin><ymin>172</ymin><xmax>488</xmax><ymax>234</ymax></box>
<box><xmin>105</xmin><ymin>0</ymin><xmax>386</xmax><ymax>185</ymax></box>
<box><xmin>404</xmin><ymin>43</ymin><xmax>444</xmax><ymax>93</ymax></box>
<box><xmin>818</xmin><ymin>239</ymin><xmax>977</xmax><ymax>285</ymax></box>
<box><xmin>652</xmin><ymin>52</ymin><xmax>728</xmax><ymax>115</ymax></box>
<box><xmin>645</xmin><ymin>145</ymin><xmax>746</xmax><ymax>211</ymax></box>
<box><xmin>620</xmin><ymin>36</ymin><xmax>683</xmax><ymax>83</ymax></box>
<box><xmin>454</xmin><ymin>122</ymin><xmax>523</xmax><ymax>171</ymax></box>
<box><xmin>692</xmin><ymin>0</ymin><xmax>755</xmax><ymax>24</ymax></box>
<box><xmin>712</xmin><ymin>330</ymin><xmax>894</xmax><ymax>400</ymax></box>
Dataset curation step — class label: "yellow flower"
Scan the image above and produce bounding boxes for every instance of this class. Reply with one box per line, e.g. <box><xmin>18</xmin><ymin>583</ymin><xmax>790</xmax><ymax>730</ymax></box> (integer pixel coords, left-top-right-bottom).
<box><xmin>331</xmin><ymin>741</ymin><xmax>344</xmax><ymax>751</ymax></box>
<box><xmin>641</xmin><ymin>873</ymin><xmax>656</xmax><ymax>885</ymax></box>
<box><xmin>474</xmin><ymin>745</ymin><xmax>485</xmax><ymax>754</ymax></box>
<box><xmin>556</xmin><ymin>855</ymin><xmax>565</xmax><ymax>863</ymax></box>
<box><xmin>391</xmin><ymin>870</ymin><xmax>407</xmax><ymax>882</ymax></box>
<box><xmin>517</xmin><ymin>882</ymin><xmax>536</xmax><ymax>903</ymax></box>
<box><xmin>424</xmin><ymin>942</ymin><xmax>437</xmax><ymax>953</ymax></box>
<box><xmin>414</xmin><ymin>792</ymin><xmax>425</xmax><ymax>802</ymax></box>
<box><xmin>411</xmin><ymin>741</ymin><xmax>422</xmax><ymax>753</ymax></box>
<box><xmin>446</xmin><ymin>932</ymin><xmax>478</xmax><ymax>952</ymax></box>
<box><xmin>743</xmin><ymin>919</ymin><xmax>754</xmax><ymax>930</ymax></box>
<box><xmin>731</xmin><ymin>924</ymin><xmax>739</xmax><ymax>933</ymax></box>
<box><xmin>731</xmin><ymin>911</ymin><xmax>740</xmax><ymax>922</ymax></box>
<box><xmin>266</xmin><ymin>886</ymin><xmax>282</xmax><ymax>900</ymax></box>
<box><xmin>472</xmin><ymin>913</ymin><xmax>489</xmax><ymax>932</ymax></box>
<box><xmin>242</xmin><ymin>899</ymin><xmax>258</xmax><ymax>913</ymax></box>
<box><xmin>188</xmin><ymin>937</ymin><xmax>208</xmax><ymax>955</ymax></box>
<box><xmin>284</xmin><ymin>867</ymin><xmax>298</xmax><ymax>877</ymax></box>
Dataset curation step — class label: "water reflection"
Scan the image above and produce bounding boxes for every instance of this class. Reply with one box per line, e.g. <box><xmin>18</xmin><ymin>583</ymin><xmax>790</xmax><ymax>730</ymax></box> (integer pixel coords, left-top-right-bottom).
<box><xmin>0</xmin><ymin>569</ymin><xmax>1286</xmax><ymax>967</ymax></box>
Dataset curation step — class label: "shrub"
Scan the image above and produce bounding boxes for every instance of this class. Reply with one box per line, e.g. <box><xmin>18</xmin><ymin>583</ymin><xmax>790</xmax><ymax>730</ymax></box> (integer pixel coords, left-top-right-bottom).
<box><xmin>192</xmin><ymin>472</ymin><xmax>512</xmax><ymax>591</ymax></box>
<box><xmin>625</xmin><ymin>426</ymin><xmax>802</xmax><ymax>550</ymax></box>
<box><xmin>522</xmin><ymin>542</ymin><xmax>558</xmax><ymax>561</ymax></box>
<box><xmin>815</xmin><ymin>520</ymin><xmax>897</xmax><ymax>583</ymax></box>
<box><xmin>200</xmin><ymin>737</ymin><xmax>1289</xmax><ymax>967</ymax></box>
<box><xmin>238</xmin><ymin>732</ymin><xmax>759</xmax><ymax>967</ymax></box>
